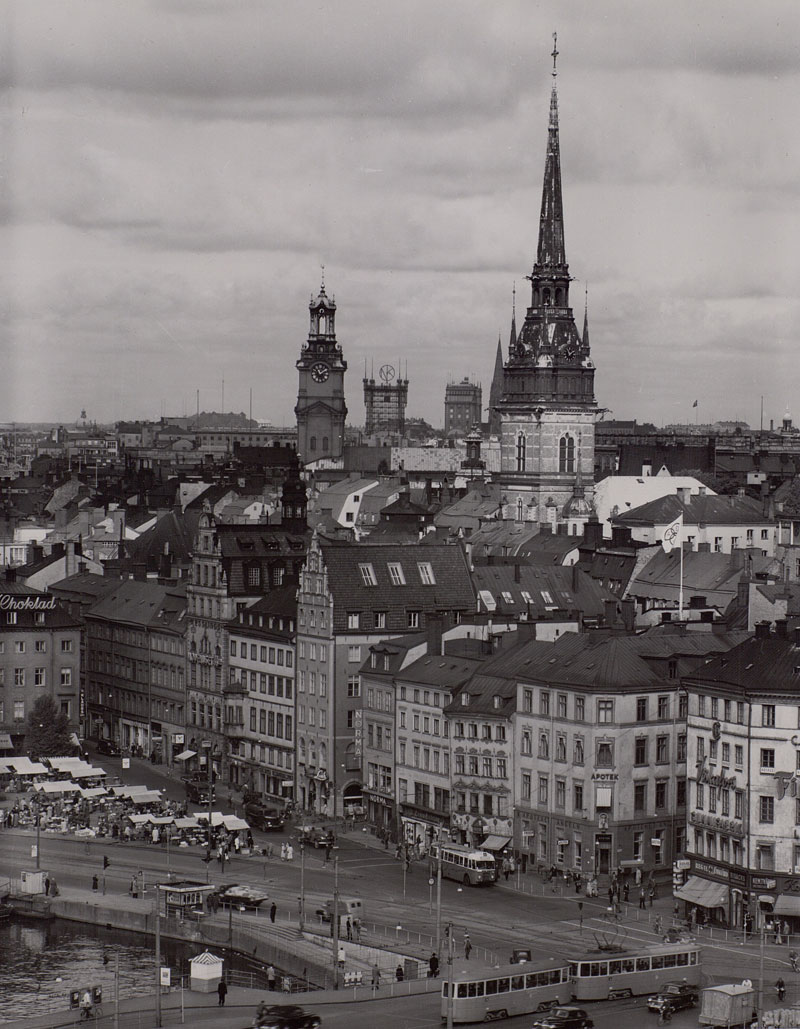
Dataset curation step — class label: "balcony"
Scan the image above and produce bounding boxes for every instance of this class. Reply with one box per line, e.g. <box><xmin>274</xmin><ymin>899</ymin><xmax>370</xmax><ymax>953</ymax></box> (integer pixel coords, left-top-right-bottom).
<box><xmin>224</xmin><ymin>680</ymin><xmax>248</xmax><ymax>697</ymax></box>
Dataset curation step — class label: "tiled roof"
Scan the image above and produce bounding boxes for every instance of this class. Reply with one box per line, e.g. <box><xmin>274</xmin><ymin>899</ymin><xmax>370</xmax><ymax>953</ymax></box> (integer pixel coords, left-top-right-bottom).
<box><xmin>397</xmin><ymin>654</ymin><xmax>484</xmax><ymax>689</ymax></box>
<box><xmin>86</xmin><ymin>579</ymin><xmax>187</xmax><ymax>631</ymax></box>
<box><xmin>127</xmin><ymin>509</ymin><xmax>201</xmax><ymax>570</ymax></box>
<box><xmin>613</xmin><ymin>492</ymin><xmax>771</xmax><ymax>527</ymax></box>
<box><xmin>627</xmin><ymin>550</ymin><xmax>777</xmax><ymax>606</ymax></box>
<box><xmin>683</xmin><ymin>633</ymin><xmax>800</xmax><ymax>695</ymax></box>
<box><xmin>470</xmin><ymin>564</ymin><xmax>615</xmax><ymax>619</ymax></box>
<box><xmin>321</xmin><ymin>542</ymin><xmax>475</xmax><ymax>635</ymax></box>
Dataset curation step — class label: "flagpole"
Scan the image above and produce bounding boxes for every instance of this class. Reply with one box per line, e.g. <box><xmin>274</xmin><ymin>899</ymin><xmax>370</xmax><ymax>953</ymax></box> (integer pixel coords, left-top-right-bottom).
<box><xmin>679</xmin><ymin>539</ymin><xmax>684</xmax><ymax>623</ymax></box>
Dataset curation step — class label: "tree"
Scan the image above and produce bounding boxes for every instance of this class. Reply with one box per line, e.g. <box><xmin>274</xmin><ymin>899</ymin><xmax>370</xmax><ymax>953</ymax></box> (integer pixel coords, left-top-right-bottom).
<box><xmin>26</xmin><ymin>695</ymin><xmax>72</xmax><ymax>759</ymax></box>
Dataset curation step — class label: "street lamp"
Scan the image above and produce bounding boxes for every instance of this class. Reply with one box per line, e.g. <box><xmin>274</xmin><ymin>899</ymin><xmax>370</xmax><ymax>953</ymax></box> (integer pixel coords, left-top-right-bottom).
<box><xmin>299</xmin><ymin>843</ymin><xmax>306</xmax><ymax>932</ymax></box>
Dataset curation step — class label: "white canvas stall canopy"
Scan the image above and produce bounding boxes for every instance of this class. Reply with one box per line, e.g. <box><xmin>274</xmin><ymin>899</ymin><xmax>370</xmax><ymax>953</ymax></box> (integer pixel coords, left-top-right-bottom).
<box><xmin>193</xmin><ymin>811</ymin><xmax>225</xmax><ymax>826</ymax></box>
<box><xmin>47</xmin><ymin>757</ymin><xmax>86</xmax><ymax>771</ymax></box>
<box><xmin>34</xmin><ymin>780</ymin><xmax>82</xmax><ymax>794</ymax></box>
<box><xmin>69</xmin><ymin>766</ymin><xmax>107</xmax><ymax>778</ymax></box>
<box><xmin>174</xmin><ymin>816</ymin><xmax>200</xmax><ymax>829</ymax></box>
<box><xmin>131</xmin><ymin>791</ymin><xmax>162</xmax><ymax>804</ymax></box>
<box><xmin>128</xmin><ymin>813</ymin><xmax>152</xmax><ymax>825</ymax></box>
<box><xmin>113</xmin><ymin>785</ymin><xmax>154</xmax><ymax>798</ymax></box>
<box><xmin>174</xmin><ymin>749</ymin><xmax>196</xmax><ymax>761</ymax></box>
<box><xmin>150</xmin><ymin>815</ymin><xmax>175</xmax><ymax>825</ymax></box>
<box><xmin>8</xmin><ymin>758</ymin><xmax>48</xmax><ymax>775</ymax></box>
<box><xmin>80</xmin><ymin>787</ymin><xmax>108</xmax><ymax>799</ymax></box>
<box><xmin>222</xmin><ymin>815</ymin><xmax>249</xmax><ymax>831</ymax></box>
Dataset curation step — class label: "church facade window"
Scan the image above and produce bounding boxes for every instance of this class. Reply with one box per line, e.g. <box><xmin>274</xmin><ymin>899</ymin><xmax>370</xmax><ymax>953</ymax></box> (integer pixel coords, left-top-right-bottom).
<box><xmin>516</xmin><ymin>433</ymin><xmax>526</xmax><ymax>472</ymax></box>
<box><xmin>559</xmin><ymin>435</ymin><xmax>575</xmax><ymax>473</ymax></box>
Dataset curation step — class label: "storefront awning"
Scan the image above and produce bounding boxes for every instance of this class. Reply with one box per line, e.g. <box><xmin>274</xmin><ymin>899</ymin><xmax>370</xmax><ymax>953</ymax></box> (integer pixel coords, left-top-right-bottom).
<box><xmin>675</xmin><ymin>875</ymin><xmax>727</xmax><ymax>909</ymax></box>
<box><xmin>480</xmin><ymin>835</ymin><xmax>512</xmax><ymax>852</ymax></box>
<box><xmin>0</xmin><ymin>732</ymin><xmax>14</xmax><ymax>749</ymax></box>
<box><xmin>174</xmin><ymin>749</ymin><xmax>196</xmax><ymax>761</ymax></box>
<box><xmin>773</xmin><ymin>895</ymin><xmax>800</xmax><ymax>917</ymax></box>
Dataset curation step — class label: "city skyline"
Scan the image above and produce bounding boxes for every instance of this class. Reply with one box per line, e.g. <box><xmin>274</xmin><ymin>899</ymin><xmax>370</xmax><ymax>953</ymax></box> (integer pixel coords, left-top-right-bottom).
<box><xmin>3</xmin><ymin>1</ymin><xmax>799</xmax><ymax>429</ymax></box>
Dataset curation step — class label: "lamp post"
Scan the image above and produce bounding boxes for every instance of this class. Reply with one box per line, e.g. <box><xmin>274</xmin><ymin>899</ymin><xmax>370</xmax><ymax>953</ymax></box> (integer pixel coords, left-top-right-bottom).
<box><xmin>201</xmin><ymin>739</ymin><xmax>212</xmax><ymax>850</ymax></box>
<box><xmin>299</xmin><ymin>843</ymin><xmax>306</xmax><ymax>932</ymax></box>
<box><xmin>445</xmin><ymin>921</ymin><xmax>455</xmax><ymax>1029</ymax></box>
<box><xmin>332</xmin><ymin>856</ymin><xmax>340</xmax><ymax>990</ymax></box>
<box><xmin>435</xmin><ymin>851</ymin><xmax>443</xmax><ymax>955</ymax></box>
<box><xmin>154</xmin><ymin>885</ymin><xmax>162</xmax><ymax>1028</ymax></box>
<box><xmin>34</xmin><ymin>792</ymin><xmax>41</xmax><ymax>870</ymax></box>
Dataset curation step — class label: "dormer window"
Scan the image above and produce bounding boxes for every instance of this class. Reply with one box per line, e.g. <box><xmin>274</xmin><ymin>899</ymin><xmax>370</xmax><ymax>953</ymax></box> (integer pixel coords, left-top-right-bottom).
<box><xmin>359</xmin><ymin>564</ymin><xmax>377</xmax><ymax>586</ymax></box>
<box><xmin>387</xmin><ymin>563</ymin><xmax>406</xmax><ymax>586</ymax></box>
<box><xmin>461</xmin><ymin>693</ymin><xmax>470</xmax><ymax>706</ymax></box>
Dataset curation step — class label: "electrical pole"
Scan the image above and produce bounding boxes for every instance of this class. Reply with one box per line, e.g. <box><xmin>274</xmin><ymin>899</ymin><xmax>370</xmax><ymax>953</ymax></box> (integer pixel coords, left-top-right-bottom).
<box><xmin>332</xmin><ymin>856</ymin><xmax>340</xmax><ymax>990</ymax></box>
<box><xmin>154</xmin><ymin>887</ymin><xmax>162</xmax><ymax>1028</ymax></box>
<box><xmin>445</xmin><ymin>921</ymin><xmax>455</xmax><ymax>1029</ymax></box>
<box><xmin>435</xmin><ymin>852</ymin><xmax>442</xmax><ymax>955</ymax></box>
<box><xmin>299</xmin><ymin>843</ymin><xmax>306</xmax><ymax>932</ymax></box>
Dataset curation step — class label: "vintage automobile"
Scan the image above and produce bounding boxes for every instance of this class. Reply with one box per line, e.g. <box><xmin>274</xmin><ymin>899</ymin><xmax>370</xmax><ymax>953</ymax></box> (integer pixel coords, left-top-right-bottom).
<box><xmin>211</xmin><ymin>884</ymin><xmax>270</xmax><ymax>910</ymax></box>
<box><xmin>646</xmin><ymin>980</ymin><xmax>699</xmax><ymax>1013</ymax></box>
<box><xmin>530</xmin><ymin>1008</ymin><xmax>594</xmax><ymax>1029</ymax></box>
<box><xmin>253</xmin><ymin>1003</ymin><xmax>321</xmax><ymax>1028</ymax></box>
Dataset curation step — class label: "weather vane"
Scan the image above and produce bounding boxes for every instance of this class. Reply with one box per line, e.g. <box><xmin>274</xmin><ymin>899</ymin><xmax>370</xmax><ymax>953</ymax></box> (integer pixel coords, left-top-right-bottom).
<box><xmin>551</xmin><ymin>32</ymin><xmax>558</xmax><ymax>78</ymax></box>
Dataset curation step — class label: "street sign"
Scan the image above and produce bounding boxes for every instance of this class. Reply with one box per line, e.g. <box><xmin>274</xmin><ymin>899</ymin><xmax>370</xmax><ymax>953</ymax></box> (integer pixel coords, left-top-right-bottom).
<box><xmin>160</xmin><ymin>967</ymin><xmax>171</xmax><ymax>987</ymax></box>
<box><xmin>30</xmin><ymin>844</ymin><xmax>38</xmax><ymax>859</ymax></box>
<box><xmin>428</xmin><ymin>877</ymin><xmax>435</xmax><ymax>886</ymax></box>
<box><xmin>122</xmin><ymin>758</ymin><xmax>130</xmax><ymax>769</ymax></box>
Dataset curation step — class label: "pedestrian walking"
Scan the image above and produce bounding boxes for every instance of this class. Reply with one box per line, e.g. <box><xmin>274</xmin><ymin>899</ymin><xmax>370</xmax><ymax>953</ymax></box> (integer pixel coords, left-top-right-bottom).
<box><xmin>217</xmin><ymin>980</ymin><xmax>227</xmax><ymax>1006</ymax></box>
<box><xmin>346</xmin><ymin>917</ymin><xmax>352</xmax><ymax>941</ymax></box>
<box><xmin>623</xmin><ymin>881</ymin><xmax>630</xmax><ymax>903</ymax></box>
<box><xmin>281</xmin><ymin>842</ymin><xmax>287</xmax><ymax>861</ymax></box>
<box><xmin>639</xmin><ymin>888</ymin><xmax>646</xmax><ymax>910</ymax></box>
<box><xmin>654</xmin><ymin>915</ymin><xmax>662</xmax><ymax>936</ymax></box>
<box><xmin>92</xmin><ymin>874</ymin><xmax>98</xmax><ymax>892</ymax></box>
<box><xmin>464</xmin><ymin>932</ymin><xmax>472</xmax><ymax>960</ymax></box>
<box><xmin>44</xmin><ymin>877</ymin><xmax>50</xmax><ymax>896</ymax></box>
<box><xmin>783</xmin><ymin>920</ymin><xmax>791</xmax><ymax>942</ymax></box>
<box><xmin>776</xmin><ymin>977</ymin><xmax>786</xmax><ymax>1002</ymax></box>
<box><xmin>286</xmin><ymin>844</ymin><xmax>294</xmax><ymax>861</ymax></box>
<box><xmin>353</xmin><ymin>916</ymin><xmax>361</xmax><ymax>942</ymax></box>
<box><xmin>269</xmin><ymin>902</ymin><xmax>277</xmax><ymax>924</ymax></box>
<box><xmin>371</xmin><ymin>964</ymin><xmax>381</xmax><ymax>988</ymax></box>
<box><xmin>267</xmin><ymin>965</ymin><xmax>276</xmax><ymax>990</ymax></box>
<box><xmin>607</xmin><ymin>886</ymin><xmax>614</xmax><ymax>906</ymax></box>
<box><xmin>429</xmin><ymin>952</ymin><xmax>439</xmax><ymax>978</ymax></box>
<box><xmin>648</xmin><ymin>884</ymin><xmax>655</xmax><ymax>907</ymax></box>
<box><xmin>395</xmin><ymin>964</ymin><xmax>404</xmax><ymax>982</ymax></box>
<box><xmin>282</xmin><ymin>975</ymin><xmax>292</xmax><ymax>993</ymax></box>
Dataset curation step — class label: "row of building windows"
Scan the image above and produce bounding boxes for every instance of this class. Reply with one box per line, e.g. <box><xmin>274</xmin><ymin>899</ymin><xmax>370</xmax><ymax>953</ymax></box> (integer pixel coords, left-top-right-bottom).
<box><xmin>298</xmin><ymin>641</ymin><xmax>327</xmax><ymax>662</ymax></box>
<box><xmin>696</xmin><ymin>736</ymin><xmax>745</xmax><ymax>768</ymax></box>
<box><xmin>398</xmin><ymin>709</ymin><xmax>447</xmax><ymax>735</ymax></box>
<box><xmin>235</xmin><ymin>670</ymin><xmax>293</xmax><ymax>699</ymax></box>
<box><xmin>247</xmin><ymin>707</ymin><xmax>293</xmax><ymax>740</ymax></box>
<box><xmin>521</xmin><ymin>689</ymin><xmax>687</xmax><ymax>723</ymax></box>
<box><xmin>297</xmin><ymin>670</ymin><xmax>327</xmax><ymax>695</ymax></box>
<box><xmin>297</xmin><ymin>705</ymin><xmax>327</xmax><ymax>729</ymax></box>
<box><xmin>230</xmin><ymin>641</ymin><xmax>293</xmax><ymax>666</ymax></box>
<box><xmin>0</xmin><ymin>667</ymin><xmax>73</xmax><ymax>687</ymax></box>
<box><xmin>452</xmin><ymin>721</ymin><xmax>505</xmax><ymax>741</ymax></box>
<box><xmin>0</xmin><ymin>638</ymin><xmax>74</xmax><ymax>654</ymax></box>
<box><xmin>454</xmin><ymin>754</ymin><xmax>507</xmax><ymax>778</ymax></box>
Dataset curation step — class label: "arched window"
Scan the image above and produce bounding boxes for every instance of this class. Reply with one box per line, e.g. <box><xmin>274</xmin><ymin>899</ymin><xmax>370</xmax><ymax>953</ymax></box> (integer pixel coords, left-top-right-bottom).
<box><xmin>319</xmin><ymin>742</ymin><xmax>327</xmax><ymax>768</ymax></box>
<box><xmin>555</xmin><ymin>287</ymin><xmax>563</xmax><ymax>305</ymax></box>
<box><xmin>322</xmin><ymin>436</ymin><xmax>329</xmax><ymax>451</ymax></box>
<box><xmin>543</xmin><ymin>288</ymin><xmax>551</xmax><ymax>306</ymax></box>
<box><xmin>516</xmin><ymin>433</ymin><xmax>526</xmax><ymax>472</ymax></box>
<box><xmin>309</xmin><ymin>436</ymin><xmax>317</xmax><ymax>451</ymax></box>
<box><xmin>559</xmin><ymin>435</ymin><xmax>575</xmax><ymax>473</ymax></box>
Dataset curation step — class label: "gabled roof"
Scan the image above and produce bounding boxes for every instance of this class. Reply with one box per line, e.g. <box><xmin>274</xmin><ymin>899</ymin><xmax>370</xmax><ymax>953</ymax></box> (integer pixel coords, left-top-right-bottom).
<box><xmin>320</xmin><ymin>542</ymin><xmax>475</xmax><ymax>634</ymax></box>
<box><xmin>396</xmin><ymin>653</ymin><xmax>484</xmax><ymax>689</ymax></box>
<box><xmin>470</xmin><ymin>564</ymin><xmax>614</xmax><ymax>620</ymax></box>
<box><xmin>86</xmin><ymin>579</ymin><xmax>187</xmax><ymax>631</ymax></box>
<box><xmin>613</xmin><ymin>492</ymin><xmax>771</xmax><ymax>528</ymax></box>
<box><xmin>683</xmin><ymin>633</ymin><xmax>800</xmax><ymax>696</ymax></box>
<box><xmin>627</xmin><ymin>549</ymin><xmax>778</xmax><ymax>606</ymax></box>
<box><xmin>126</xmin><ymin>509</ymin><xmax>201</xmax><ymax>570</ymax></box>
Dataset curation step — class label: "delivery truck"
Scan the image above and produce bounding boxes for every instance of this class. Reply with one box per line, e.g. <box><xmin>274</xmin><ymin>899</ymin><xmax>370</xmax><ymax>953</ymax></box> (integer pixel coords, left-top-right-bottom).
<box><xmin>698</xmin><ymin>983</ymin><xmax>756</xmax><ymax>1028</ymax></box>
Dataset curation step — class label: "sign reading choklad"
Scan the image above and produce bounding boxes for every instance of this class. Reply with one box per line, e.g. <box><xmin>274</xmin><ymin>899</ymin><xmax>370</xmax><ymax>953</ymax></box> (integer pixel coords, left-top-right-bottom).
<box><xmin>0</xmin><ymin>594</ymin><xmax>57</xmax><ymax>611</ymax></box>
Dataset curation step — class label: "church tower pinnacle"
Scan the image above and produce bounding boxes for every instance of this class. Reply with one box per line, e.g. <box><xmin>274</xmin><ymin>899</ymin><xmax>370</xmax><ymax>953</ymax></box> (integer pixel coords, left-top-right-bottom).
<box><xmin>496</xmin><ymin>36</ymin><xmax>598</xmax><ymax>528</ymax></box>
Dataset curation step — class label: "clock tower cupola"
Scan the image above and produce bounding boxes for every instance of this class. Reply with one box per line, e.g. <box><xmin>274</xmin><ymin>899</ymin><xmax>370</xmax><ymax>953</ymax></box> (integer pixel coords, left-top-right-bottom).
<box><xmin>295</xmin><ymin>271</ymin><xmax>348</xmax><ymax>463</ymax></box>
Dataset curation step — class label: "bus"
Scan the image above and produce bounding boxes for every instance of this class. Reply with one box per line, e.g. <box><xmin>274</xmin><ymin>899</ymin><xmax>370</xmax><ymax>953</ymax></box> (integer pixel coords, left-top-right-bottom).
<box><xmin>570</xmin><ymin>941</ymin><xmax>701</xmax><ymax>1001</ymax></box>
<box><xmin>442</xmin><ymin>958</ymin><xmax>572</xmax><ymax>1024</ymax></box>
<box><xmin>430</xmin><ymin>843</ymin><xmax>497</xmax><ymax>886</ymax></box>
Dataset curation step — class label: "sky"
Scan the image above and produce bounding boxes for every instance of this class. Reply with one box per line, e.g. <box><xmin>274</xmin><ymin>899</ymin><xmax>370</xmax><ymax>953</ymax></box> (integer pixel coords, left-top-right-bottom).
<box><xmin>2</xmin><ymin>0</ymin><xmax>800</xmax><ymax>431</ymax></box>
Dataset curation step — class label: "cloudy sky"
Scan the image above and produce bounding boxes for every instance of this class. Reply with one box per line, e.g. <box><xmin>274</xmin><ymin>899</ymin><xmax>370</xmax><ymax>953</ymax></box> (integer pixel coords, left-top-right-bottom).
<box><xmin>3</xmin><ymin>0</ymin><xmax>800</xmax><ymax>430</ymax></box>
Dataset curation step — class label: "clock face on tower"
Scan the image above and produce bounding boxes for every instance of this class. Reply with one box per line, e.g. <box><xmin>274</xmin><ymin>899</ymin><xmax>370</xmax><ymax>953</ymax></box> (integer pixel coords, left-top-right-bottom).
<box><xmin>311</xmin><ymin>362</ymin><xmax>330</xmax><ymax>383</ymax></box>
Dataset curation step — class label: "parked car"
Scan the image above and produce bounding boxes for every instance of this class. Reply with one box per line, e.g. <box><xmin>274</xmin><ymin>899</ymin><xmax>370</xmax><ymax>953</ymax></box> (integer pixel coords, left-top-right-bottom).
<box><xmin>245</xmin><ymin>803</ymin><xmax>285</xmax><ymax>832</ymax></box>
<box><xmin>294</xmin><ymin>826</ymin><xmax>335</xmax><ymax>849</ymax></box>
<box><xmin>182</xmin><ymin>776</ymin><xmax>215</xmax><ymax>804</ymax></box>
<box><xmin>94</xmin><ymin>738</ymin><xmax>120</xmax><ymax>756</ymax></box>
<box><xmin>211</xmin><ymin>884</ymin><xmax>270</xmax><ymax>910</ymax></box>
<box><xmin>253</xmin><ymin>1003</ymin><xmax>321</xmax><ymax>1028</ymax></box>
<box><xmin>647</xmin><ymin>980</ymin><xmax>699</xmax><ymax>1013</ymax></box>
<box><xmin>531</xmin><ymin>1008</ymin><xmax>594</xmax><ymax>1029</ymax></box>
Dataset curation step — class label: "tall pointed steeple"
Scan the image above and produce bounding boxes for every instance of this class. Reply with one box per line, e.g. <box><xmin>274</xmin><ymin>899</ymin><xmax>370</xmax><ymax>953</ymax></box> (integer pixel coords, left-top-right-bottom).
<box><xmin>488</xmin><ymin>330</ymin><xmax>505</xmax><ymax>436</ymax></box>
<box><xmin>582</xmin><ymin>284</ymin><xmax>590</xmax><ymax>349</ymax></box>
<box><xmin>509</xmin><ymin>281</ymin><xmax>517</xmax><ymax>352</ymax></box>
<box><xmin>535</xmin><ymin>34</ymin><xmax>568</xmax><ymax>276</ymax></box>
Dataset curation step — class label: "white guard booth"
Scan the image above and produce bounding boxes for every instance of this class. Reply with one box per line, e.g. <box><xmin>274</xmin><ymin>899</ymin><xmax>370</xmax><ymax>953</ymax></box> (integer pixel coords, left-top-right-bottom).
<box><xmin>189</xmin><ymin>950</ymin><xmax>223</xmax><ymax>993</ymax></box>
<box><xmin>20</xmin><ymin>870</ymin><xmax>46</xmax><ymax>895</ymax></box>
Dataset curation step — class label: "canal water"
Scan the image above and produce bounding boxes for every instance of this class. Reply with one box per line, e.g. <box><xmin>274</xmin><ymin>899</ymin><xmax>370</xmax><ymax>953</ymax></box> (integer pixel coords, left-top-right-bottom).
<box><xmin>0</xmin><ymin>915</ymin><xmax>269</xmax><ymax>1023</ymax></box>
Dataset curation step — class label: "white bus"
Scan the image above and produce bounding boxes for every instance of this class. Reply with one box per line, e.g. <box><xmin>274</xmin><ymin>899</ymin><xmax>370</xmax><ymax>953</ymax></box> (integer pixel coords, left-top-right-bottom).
<box><xmin>430</xmin><ymin>842</ymin><xmax>497</xmax><ymax>886</ymax></box>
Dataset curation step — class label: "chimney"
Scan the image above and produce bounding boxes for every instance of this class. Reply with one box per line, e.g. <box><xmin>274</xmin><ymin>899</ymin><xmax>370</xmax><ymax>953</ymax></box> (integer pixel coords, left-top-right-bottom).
<box><xmin>754</xmin><ymin>620</ymin><xmax>771</xmax><ymax>640</ymax></box>
<box><xmin>794</xmin><ymin>626</ymin><xmax>800</xmax><ymax>648</ymax></box>
<box><xmin>572</xmin><ymin>562</ymin><xmax>580</xmax><ymax>592</ymax></box>
<box><xmin>621</xmin><ymin>598</ymin><xmax>636</xmax><ymax>631</ymax></box>
<box><xmin>426</xmin><ymin>611</ymin><xmax>444</xmax><ymax>656</ymax></box>
<box><xmin>698</xmin><ymin>542</ymin><xmax>711</xmax><ymax>553</ymax></box>
<box><xmin>604</xmin><ymin>598</ymin><xmax>618</xmax><ymax>627</ymax></box>
<box><xmin>514</xmin><ymin>563</ymin><xmax>521</xmax><ymax>584</ymax></box>
<box><xmin>677</xmin><ymin>487</ymin><xmax>690</xmax><ymax>504</ymax></box>
<box><xmin>698</xmin><ymin>486</ymin><xmax>707</xmax><ymax>496</ymax></box>
<box><xmin>775</xmin><ymin>619</ymin><xmax>788</xmax><ymax>639</ymax></box>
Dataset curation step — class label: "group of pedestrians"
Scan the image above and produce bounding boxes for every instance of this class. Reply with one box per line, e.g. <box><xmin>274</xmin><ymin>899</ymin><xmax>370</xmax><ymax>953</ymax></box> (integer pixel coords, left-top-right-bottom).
<box><xmin>279</xmin><ymin>842</ymin><xmax>295</xmax><ymax>861</ymax></box>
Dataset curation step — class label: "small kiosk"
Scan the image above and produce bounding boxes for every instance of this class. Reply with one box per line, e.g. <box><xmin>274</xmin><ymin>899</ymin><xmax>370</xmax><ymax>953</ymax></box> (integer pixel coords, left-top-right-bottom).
<box><xmin>156</xmin><ymin>880</ymin><xmax>216</xmax><ymax>920</ymax></box>
<box><xmin>190</xmin><ymin>950</ymin><xmax>223</xmax><ymax>993</ymax></box>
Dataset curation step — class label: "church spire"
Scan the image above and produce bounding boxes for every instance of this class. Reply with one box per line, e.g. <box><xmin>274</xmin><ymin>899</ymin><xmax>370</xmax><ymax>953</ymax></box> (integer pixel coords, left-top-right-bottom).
<box><xmin>582</xmin><ymin>284</ymin><xmax>590</xmax><ymax>348</ymax></box>
<box><xmin>535</xmin><ymin>32</ymin><xmax>567</xmax><ymax>275</ymax></box>
<box><xmin>509</xmin><ymin>281</ymin><xmax>517</xmax><ymax>352</ymax></box>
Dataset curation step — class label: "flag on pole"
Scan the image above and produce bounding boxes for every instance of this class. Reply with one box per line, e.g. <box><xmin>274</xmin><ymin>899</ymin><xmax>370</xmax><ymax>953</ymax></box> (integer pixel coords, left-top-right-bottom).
<box><xmin>661</xmin><ymin>513</ymin><xmax>683</xmax><ymax>553</ymax></box>
<box><xmin>692</xmin><ymin>400</ymin><xmax>698</xmax><ymax>408</ymax></box>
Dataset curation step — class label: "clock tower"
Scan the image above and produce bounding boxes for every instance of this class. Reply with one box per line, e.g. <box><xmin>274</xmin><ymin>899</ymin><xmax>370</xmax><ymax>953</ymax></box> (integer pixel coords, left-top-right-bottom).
<box><xmin>295</xmin><ymin>275</ymin><xmax>348</xmax><ymax>463</ymax></box>
<box><xmin>495</xmin><ymin>37</ymin><xmax>597</xmax><ymax>529</ymax></box>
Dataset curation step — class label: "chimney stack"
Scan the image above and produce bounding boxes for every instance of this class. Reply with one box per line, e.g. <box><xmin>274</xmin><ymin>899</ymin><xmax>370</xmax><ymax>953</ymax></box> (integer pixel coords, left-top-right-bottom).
<box><xmin>754</xmin><ymin>620</ymin><xmax>771</xmax><ymax>640</ymax></box>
